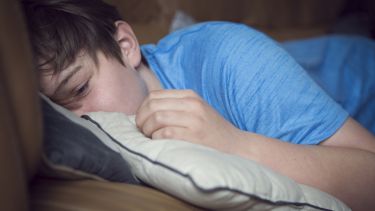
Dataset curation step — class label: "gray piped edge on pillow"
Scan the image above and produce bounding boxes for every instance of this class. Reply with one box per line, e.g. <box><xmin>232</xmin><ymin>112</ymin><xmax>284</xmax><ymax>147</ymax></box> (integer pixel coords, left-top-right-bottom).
<box><xmin>40</xmin><ymin>94</ymin><xmax>139</xmax><ymax>184</ymax></box>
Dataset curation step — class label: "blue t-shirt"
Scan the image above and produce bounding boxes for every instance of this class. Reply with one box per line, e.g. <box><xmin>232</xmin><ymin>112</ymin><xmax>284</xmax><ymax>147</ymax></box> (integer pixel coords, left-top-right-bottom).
<box><xmin>281</xmin><ymin>36</ymin><xmax>375</xmax><ymax>134</ymax></box>
<box><xmin>141</xmin><ymin>22</ymin><xmax>372</xmax><ymax>145</ymax></box>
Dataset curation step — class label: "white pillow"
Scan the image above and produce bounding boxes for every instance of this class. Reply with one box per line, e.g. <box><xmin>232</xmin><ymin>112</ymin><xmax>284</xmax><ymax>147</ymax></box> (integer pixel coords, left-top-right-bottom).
<box><xmin>84</xmin><ymin>112</ymin><xmax>350</xmax><ymax>211</ymax></box>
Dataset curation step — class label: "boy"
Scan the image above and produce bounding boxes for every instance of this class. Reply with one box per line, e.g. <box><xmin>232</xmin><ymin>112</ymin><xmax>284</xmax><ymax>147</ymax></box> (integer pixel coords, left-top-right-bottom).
<box><xmin>22</xmin><ymin>0</ymin><xmax>375</xmax><ymax>210</ymax></box>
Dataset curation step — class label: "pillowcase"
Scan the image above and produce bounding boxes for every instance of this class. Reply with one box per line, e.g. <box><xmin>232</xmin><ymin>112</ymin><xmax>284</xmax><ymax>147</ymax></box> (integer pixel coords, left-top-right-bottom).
<box><xmin>41</xmin><ymin>95</ymin><xmax>138</xmax><ymax>184</ymax></box>
<box><xmin>83</xmin><ymin>112</ymin><xmax>351</xmax><ymax>211</ymax></box>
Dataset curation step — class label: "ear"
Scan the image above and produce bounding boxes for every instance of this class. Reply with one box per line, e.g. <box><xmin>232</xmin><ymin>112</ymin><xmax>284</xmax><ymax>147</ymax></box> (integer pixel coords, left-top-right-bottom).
<box><xmin>114</xmin><ymin>21</ymin><xmax>141</xmax><ymax>68</ymax></box>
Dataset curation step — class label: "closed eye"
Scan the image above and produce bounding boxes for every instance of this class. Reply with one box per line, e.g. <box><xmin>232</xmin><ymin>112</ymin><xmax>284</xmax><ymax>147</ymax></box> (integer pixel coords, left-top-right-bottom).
<box><xmin>55</xmin><ymin>77</ymin><xmax>92</xmax><ymax>110</ymax></box>
<box><xmin>75</xmin><ymin>80</ymin><xmax>89</xmax><ymax>97</ymax></box>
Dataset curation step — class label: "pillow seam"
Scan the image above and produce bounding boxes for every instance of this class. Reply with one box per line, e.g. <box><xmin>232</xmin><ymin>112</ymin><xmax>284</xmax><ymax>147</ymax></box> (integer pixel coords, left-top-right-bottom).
<box><xmin>82</xmin><ymin>115</ymin><xmax>333</xmax><ymax>211</ymax></box>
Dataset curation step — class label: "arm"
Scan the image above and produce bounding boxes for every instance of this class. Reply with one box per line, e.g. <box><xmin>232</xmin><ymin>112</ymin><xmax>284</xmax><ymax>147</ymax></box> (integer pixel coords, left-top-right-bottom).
<box><xmin>234</xmin><ymin>118</ymin><xmax>375</xmax><ymax>211</ymax></box>
<box><xmin>136</xmin><ymin>89</ymin><xmax>375</xmax><ymax>211</ymax></box>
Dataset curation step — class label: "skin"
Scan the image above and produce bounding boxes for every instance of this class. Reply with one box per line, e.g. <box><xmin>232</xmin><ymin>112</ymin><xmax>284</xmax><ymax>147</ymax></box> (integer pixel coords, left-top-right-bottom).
<box><xmin>40</xmin><ymin>21</ymin><xmax>160</xmax><ymax>116</ymax></box>
<box><xmin>40</xmin><ymin>21</ymin><xmax>375</xmax><ymax>210</ymax></box>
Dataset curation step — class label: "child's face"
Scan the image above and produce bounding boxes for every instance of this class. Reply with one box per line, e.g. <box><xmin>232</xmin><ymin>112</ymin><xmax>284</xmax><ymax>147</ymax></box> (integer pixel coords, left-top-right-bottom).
<box><xmin>39</xmin><ymin>51</ymin><xmax>149</xmax><ymax>116</ymax></box>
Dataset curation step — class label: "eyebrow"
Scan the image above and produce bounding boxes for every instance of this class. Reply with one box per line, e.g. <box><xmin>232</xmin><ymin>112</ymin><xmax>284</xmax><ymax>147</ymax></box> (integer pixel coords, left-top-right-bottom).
<box><xmin>53</xmin><ymin>65</ymin><xmax>82</xmax><ymax>96</ymax></box>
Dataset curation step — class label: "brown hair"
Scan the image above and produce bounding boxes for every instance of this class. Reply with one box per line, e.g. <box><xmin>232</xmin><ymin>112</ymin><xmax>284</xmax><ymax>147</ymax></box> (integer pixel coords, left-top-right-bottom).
<box><xmin>22</xmin><ymin>0</ymin><xmax>125</xmax><ymax>74</ymax></box>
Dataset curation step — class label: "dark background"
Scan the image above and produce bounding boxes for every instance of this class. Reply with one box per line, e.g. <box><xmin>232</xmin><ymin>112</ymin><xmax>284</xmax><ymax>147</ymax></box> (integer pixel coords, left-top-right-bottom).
<box><xmin>106</xmin><ymin>0</ymin><xmax>375</xmax><ymax>44</ymax></box>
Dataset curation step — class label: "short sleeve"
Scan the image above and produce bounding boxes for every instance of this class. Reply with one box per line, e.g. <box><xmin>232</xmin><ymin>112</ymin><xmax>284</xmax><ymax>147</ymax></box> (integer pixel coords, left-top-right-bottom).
<box><xmin>209</xmin><ymin>23</ymin><xmax>349</xmax><ymax>144</ymax></box>
<box><xmin>141</xmin><ymin>22</ymin><xmax>349</xmax><ymax>145</ymax></box>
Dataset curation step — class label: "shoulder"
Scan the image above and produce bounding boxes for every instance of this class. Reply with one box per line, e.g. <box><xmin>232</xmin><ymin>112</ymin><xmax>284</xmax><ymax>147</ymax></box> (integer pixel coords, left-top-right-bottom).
<box><xmin>165</xmin><ymin>21</ymin><xmax>252</xmax><ymax>40</ymax></box>
<box><xmin>155</xmin><ymin>21</ymin><xmax>266</xmax><ymax>52</ymax></box>
<box><xmin>144</xmin><ymin>21</ymin><xmax>277</xmax><ymax>62</ymax></box>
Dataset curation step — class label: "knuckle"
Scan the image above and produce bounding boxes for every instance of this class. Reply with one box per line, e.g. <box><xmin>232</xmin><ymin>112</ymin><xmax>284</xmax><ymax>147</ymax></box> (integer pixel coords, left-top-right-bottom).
<box><xmin>152</xmin><ymin>111</ymin><xmax>165</xmax><ymax>123</ymax></box>
<box><xmin>189</xmin><ymin>98</ymin><xmax>204</xmax><ymax>111</ymax></box>
<box><xmin>148</xmin><ymin>90</ymin><xmax>159</xmax><ymax>99</ymax></box>
<box><xmin>147</xmin><ymin>99</ymin><xmax>158</xmax><ymax>111</ymax></box>
<box><xmin>153</xmin><ymin>127</ymin><xmax>175</xmax><ymax>139</ymax></box>
<box><xmin>162</xmin><ymin>128</ymin><xmax>175</xmax><ymax>138</ymax></box>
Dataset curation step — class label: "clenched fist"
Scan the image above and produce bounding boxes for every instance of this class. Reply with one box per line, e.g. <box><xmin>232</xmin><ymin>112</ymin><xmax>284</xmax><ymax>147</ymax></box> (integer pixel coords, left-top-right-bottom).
<box><xmin>135</xmin><ymin>89</ymin><xmax>242</xmax><ymax>153</ymax></box>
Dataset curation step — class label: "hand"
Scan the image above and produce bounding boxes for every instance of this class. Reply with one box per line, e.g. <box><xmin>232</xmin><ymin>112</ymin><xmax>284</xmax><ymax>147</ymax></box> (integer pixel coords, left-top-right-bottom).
<box><xmin>135</xmin><ymin>89</ymin><xmax>241</xmax><ymax>153</ymax></box>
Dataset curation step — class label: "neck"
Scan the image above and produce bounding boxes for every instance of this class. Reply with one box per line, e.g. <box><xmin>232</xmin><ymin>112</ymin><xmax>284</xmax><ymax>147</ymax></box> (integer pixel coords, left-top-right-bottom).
<box><xmin>137</xmin><ymin>62</ymin><xmax>163</xmax><ymax>92</ymax></box>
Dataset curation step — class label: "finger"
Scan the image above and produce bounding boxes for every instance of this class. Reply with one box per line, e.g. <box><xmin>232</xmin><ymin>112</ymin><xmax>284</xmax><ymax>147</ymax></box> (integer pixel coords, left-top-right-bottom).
<box><xmin>151</xmin><ymin>126</ymin><xmax>192</xmax><ymax>141</ymax></box>
<box><xmin>136</xmin><ymin>89</ymin><xmax>199</xmax><ymax>119</ymax></box>
<box><xmin>136</xmin><ymin>97</ymin><xmax>204</xmax><ymax>128</ymax></box>
<box><xmin>147</xmin><ymin>89</ymin><xmax>199</xmax><ymax>100</ymax></box>
<box><xmin>141</xmin><ymin>110</ymin><xmax>201</xmax><ymax>137</ymax></box>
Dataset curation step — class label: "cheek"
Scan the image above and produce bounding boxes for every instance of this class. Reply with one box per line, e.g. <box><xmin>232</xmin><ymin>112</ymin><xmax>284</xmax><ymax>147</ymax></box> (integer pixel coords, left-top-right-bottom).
<box><xmin>83</xmin><ymin>73</ymin><xmax>148</xmax><ymax>115</ymax></box>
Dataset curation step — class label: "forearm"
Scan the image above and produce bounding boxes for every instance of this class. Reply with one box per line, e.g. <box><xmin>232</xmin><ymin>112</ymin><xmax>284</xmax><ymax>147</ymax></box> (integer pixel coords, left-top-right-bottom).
<box><xmin>230</xmin><ymin>130</ymin><xmax>375</xmax><ymax>211</ymax></box>
<box><xmin>136</xmin><ymin>90</ymin><xmax>375</xmax><ymax>210</ymax></box>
